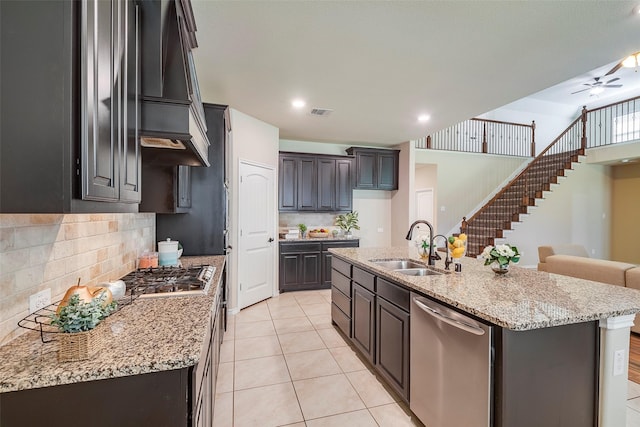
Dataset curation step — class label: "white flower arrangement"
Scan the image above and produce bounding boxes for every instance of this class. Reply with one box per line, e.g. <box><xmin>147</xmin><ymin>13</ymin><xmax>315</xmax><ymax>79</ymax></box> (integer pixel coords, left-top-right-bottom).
<box><xmin>480</xmin><ymin>244</ymin><xmax>521</xmax><ymax>267</ymax></box>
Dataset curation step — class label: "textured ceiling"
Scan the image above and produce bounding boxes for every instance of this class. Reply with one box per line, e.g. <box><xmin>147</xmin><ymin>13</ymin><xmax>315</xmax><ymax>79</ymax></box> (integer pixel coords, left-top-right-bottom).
<box><xmin>191</xmin><ymin>1</ymin><xmax>640</xmax><ymax>146</ymax></box>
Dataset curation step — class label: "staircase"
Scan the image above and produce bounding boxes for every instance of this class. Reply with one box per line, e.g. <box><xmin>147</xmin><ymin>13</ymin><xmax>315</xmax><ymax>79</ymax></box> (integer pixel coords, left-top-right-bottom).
<box><xmin>462</xmin><ymin>115</ymin><xmax>586</xmax><ymax>258</ymax></box>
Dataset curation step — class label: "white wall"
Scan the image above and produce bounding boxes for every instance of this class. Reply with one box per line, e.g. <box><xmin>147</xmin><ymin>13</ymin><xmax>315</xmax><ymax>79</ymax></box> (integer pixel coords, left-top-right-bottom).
<box><xmin>229</xmin><ymin>109</ymin><xmax>279</xmax><ymax>312</ymax></box>
<box><xmin>390</xmin><ymin>142</ymin><xmax>414</xmax><ymax>247</ymax></box>
<box><xmin>415</xmin><ymin>150</ymin><xmax>526</xmax><ymax>235</ymax></box>
<box><xmin>499</xmin><ymin>162</ymin><xmax>611</xmax><ymax>267</ymax></box>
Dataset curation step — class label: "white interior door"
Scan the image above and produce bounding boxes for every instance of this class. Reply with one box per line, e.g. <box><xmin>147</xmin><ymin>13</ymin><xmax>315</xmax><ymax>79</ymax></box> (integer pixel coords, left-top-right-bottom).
<box><xmin>238</xmin><ymin>161</ymin><xmax>276</xmax><ymax>309</ymax></box>
<box><xmin>415</xmin><ymin>188</ymin><xmax>435</xmax><ymax>224</ymax></box>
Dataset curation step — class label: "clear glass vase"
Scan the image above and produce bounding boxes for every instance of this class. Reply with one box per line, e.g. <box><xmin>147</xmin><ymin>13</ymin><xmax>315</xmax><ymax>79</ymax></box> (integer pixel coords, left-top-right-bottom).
<box><xmin>491</xmin><ymin>263</ymin><xmax>510</xmax><ymax>275</ymax></box>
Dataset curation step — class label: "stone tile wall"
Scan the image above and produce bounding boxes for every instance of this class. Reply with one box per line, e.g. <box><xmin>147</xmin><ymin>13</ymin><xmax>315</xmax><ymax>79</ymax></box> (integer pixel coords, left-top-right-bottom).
<box><xmin>0</xmin><ymin>213</ymin><xmax>155</xmax><ymax>345</ymax></box>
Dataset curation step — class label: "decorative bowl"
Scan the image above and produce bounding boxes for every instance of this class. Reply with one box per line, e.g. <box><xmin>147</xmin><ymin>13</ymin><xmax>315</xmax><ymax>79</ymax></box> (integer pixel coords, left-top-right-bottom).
<box><xmin>309</xmin><ymin>232</ymin><xmax>329</xmax><ymax>238</ymax></box>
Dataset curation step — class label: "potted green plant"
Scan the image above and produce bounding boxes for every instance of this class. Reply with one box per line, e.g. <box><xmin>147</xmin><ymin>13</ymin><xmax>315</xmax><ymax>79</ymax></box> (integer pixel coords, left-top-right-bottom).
<box><xmin>298</xmin><ymin>223</ymin><xmax>307</xmax><ymax>238</ymax></box>
<box><xmin>50</xmin><ymin>292</ymin><xmax>117</xmax><ymax>361</ymax></box>
<box><xmin>335</xmin><ymin>211</ymin><xmax>360</xmax><ymax>238</ymax></box>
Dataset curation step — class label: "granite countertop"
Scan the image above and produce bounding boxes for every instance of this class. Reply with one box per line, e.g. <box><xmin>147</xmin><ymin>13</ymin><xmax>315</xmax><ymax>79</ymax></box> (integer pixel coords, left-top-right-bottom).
<box><xmin>280</xmin><ymin>237</ymin><xmax>359</xmax><ymax>242</ymax></box>
<box><xmin>0</xmin><ymin>255</ymin><xmax>225</xmax><ymax>394</ymax></box>
<box><xmin>329</xmin><ymin>247</ymin><xmax>640</xmax><ymax>331</ymax></box>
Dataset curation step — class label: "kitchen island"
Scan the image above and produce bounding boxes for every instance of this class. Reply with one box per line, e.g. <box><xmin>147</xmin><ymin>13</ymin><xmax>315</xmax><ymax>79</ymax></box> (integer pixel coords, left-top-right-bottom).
<box><xmin>329</xmin><ymin>247</ymin><xmax>640</xmax><ymax>427</ymax></box>
<box><xmin>0</xmin><ymin>255</ymin><xmax>225</xmax><ymax>427</ymax></box>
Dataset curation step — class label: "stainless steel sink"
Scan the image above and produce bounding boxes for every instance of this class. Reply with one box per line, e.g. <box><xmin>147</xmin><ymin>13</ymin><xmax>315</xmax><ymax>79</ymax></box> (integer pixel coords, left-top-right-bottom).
<box><xmin>371</xmin><ymin>259</ymin><xmax>426</xmax><ymax>270</ymax></box>
<box><xmin>394</xmin><ymin>268</ymin><xmax>443</xmax><ymax>276</ymax></box>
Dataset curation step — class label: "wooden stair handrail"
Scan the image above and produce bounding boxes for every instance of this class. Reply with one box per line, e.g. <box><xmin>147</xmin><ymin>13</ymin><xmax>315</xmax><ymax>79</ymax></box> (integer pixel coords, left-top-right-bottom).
<box><xmin>465</xmin><ymin>116</ymin><xmax>581</xmax><ymax>225</ymax></box>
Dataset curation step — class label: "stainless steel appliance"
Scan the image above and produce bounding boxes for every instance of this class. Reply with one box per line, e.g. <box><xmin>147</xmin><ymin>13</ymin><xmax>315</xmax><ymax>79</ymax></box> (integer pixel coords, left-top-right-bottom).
<box><xmin>410</xmin><ymin>293</ymin><xmax>493</xmax><ymax>427</ymax></box>
<box><xmin>121</xmin><ymin>265</ymin><xmax>215</xmax><ymax>298</ymax></box>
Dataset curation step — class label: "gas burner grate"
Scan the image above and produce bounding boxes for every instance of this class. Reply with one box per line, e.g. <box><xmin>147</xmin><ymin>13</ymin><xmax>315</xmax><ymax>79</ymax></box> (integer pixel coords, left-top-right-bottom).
<box><xmin>121</xmin><ymin>265</ymin><xmax>215</xmax><ymax>297</ymax></box>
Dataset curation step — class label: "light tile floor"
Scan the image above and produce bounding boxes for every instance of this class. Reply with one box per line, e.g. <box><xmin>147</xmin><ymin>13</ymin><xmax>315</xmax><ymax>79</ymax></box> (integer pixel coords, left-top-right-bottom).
<box><xmin>214</xmin><ymin>289</ymin><xmax>640</xmax><ymax>427</ymax></box>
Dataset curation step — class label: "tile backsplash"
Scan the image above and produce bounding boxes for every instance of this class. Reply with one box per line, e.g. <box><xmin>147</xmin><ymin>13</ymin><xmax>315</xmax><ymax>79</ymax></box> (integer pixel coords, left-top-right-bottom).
<box><xmin>279</xmin><ymin>212</ymin><xmax>341</xmax><ymax>231</ymax></box>
<box><xmin>0</xmin><ymin>213</ymin><xmax>155</xmax><ymax>345</ymax></box>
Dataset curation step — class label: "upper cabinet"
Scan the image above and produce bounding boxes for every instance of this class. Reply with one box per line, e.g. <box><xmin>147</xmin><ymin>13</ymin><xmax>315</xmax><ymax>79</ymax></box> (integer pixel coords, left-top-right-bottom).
<box><xmin>138</xmin><ymin>0</ymin><xmax>210</xmax><ymax>167</ymax></box>
<box><xmin>0</xmin><ymin>0</ymin><xmax>140</xmax><ymax>213</ymax></box>
<box><xmin>346</xmin><ymin>147</ymin><xmax>400</xmax><ymax>191</ymax></box>
<box><xmin>278</xmin><ymin>152</ymin><xmax>353</xmax><ymax>212</ymax></box>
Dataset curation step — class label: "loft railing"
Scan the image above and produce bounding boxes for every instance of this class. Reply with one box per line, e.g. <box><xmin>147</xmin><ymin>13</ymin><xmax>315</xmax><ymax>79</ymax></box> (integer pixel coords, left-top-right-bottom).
<box><xmin>585</xmin><ymin>95</ymin><xmax>640</xmax><ymax>148</ymax></box>
<box><xmin>460</xmin><ymin>94</ymin><xmax>640</xmax><ymax>257</ymax></box>
<box><xmin>415</xmin><ymin>118</ymin><xmax>535</xmax><ymax>157</ymax></box>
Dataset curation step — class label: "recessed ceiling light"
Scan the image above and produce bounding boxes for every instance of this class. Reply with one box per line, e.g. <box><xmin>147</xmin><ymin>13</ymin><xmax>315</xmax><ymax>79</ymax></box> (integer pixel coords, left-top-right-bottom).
<box><xmin>622</xmin><ymin>159</ymin><xmax>630</xmax><ymax>163</ymax></box>
<box><xmin>418</xmin><ymin>114</ymin><xmax>431</xmax><ymax>123</ymax></box>
<box><xmin>292</xmin><ymin>99</ymin><xmax>306</xmax><ymax>109</ymax></box>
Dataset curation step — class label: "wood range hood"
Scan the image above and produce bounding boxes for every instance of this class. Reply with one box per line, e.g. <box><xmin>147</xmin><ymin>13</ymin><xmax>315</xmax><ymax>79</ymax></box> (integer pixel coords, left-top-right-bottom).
<box><xmin>139</xmin><ymin>0</ymin><xmax>210</xmax><ymax>167</ymax></box>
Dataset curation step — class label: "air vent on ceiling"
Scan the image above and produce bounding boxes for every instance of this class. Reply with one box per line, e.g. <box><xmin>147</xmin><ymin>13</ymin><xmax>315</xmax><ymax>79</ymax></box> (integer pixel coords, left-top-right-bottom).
<box><xmin>310</xmin><ymin>108</ymin><xmax>333</xmax><ymax>116</ymax></box>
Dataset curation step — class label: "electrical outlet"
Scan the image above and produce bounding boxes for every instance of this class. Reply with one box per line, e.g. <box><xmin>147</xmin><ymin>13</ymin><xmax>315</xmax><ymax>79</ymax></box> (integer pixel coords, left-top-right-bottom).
<box><xmin>29</xmin><ymin>288</ymin><xmax>51</xmax><ymax>314</ymax></box>
<box><xmin>377</xmin><ymin>227</ymin><xmax>384</xmax><ymax>233</ymax></box>
<box><xmin>613</xmin><ymin>349</ymin><xmax>625</xmax><ymax>376</ymax></box>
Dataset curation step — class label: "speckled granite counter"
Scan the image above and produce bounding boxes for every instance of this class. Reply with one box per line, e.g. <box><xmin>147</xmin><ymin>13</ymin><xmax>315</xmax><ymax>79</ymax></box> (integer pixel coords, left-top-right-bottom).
<box><xmin>329</xmin><ymin>247</ymin><xmax>640</xmax><ymax>331</ymax></box>
<box><xmin>0</xmin><ymin>255</ymin><xmax>225</xmax><ymax>393</ymax></box>
<box><xmin>279</xmin><ymin>237</ymin><xmax>359</xmax><ymax>242</ymax></box>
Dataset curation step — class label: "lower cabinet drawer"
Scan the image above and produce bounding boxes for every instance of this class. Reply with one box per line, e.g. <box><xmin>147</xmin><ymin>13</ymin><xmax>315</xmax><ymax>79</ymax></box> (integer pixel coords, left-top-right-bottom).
<box><xmin>331</xmin><ymin>302</ymin><xmax>351</xmax><ymax>338</ymax></box>
<box><xmin>377</xmin><ymin>278</ymin><xmax>410</xmax><ymax>311</ymax></box>
<box><xmin>331</xmin><ymin>286</ymin><xmax>351</xmax><ymax>315</ymax></box>
<box><xmin>332</xmin><ymin>269</ymin><xmax>351</xmax><ymax>296</ymax></box>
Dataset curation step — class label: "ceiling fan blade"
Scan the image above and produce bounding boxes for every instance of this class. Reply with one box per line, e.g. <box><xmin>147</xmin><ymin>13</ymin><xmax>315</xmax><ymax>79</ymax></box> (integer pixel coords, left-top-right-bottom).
<box><xmin>602</xmin><ymin>84</ymin><xmax>622</xmax><ymax>88</ymax></box>
<box><xmin>606</xmin><ymin>77</ymin><xmax>620</xmax><ymax>84</ymax></box>
<box><xmin>605</xmin><ymin>62</ymin><xmax>622</xmax><ymax>76</ymax></box>
<box><xmin>571</xmin><ymin>87</ymin><xmax>591</xmax><ymax>94</ymax></box>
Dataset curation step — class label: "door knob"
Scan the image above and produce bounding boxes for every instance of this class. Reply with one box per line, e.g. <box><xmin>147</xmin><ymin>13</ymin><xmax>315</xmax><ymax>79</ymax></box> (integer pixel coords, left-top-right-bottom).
<box><xmin>268</xmin><ymin>237</ymin><xmax>274</xmax><ymax>242</ymax></box>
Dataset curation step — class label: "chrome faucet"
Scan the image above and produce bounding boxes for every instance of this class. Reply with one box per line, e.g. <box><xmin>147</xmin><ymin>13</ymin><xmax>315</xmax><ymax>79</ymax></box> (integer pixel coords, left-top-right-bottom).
<box><xmin>405</xmin><ymin>220</ymin><xmax>436</xmax><ymax>266</ymax></box>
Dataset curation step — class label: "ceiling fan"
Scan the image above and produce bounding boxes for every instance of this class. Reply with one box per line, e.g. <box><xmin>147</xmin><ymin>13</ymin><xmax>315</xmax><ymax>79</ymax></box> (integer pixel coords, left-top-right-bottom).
<box><xmin>571</xmin><ymin>76</ymin><xmax>622</xmax><ymax>95</ymax></box>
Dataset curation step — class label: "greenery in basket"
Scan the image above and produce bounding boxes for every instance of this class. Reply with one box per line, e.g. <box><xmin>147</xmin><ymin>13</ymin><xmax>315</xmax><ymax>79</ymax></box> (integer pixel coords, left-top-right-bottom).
<box><xmin>51</xmin><ymin>294</ymin><xmax>117</xmax><ymax>333</ymax></box>
<box><xmin>335</xmin><ymin>211</ymin><xmax>360</xmax><ymax>233</ymax></box>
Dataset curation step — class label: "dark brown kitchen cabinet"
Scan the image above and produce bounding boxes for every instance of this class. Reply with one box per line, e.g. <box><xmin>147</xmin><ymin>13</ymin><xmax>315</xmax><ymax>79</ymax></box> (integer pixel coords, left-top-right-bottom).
<box><xmin>0</xmin><ymin>288</ymin><xmax>224</xmax><ymax>427</ymax></box>
<box><xmin>140</xmin><ymin>165</ymin><xmax>192</xmax><ymax>213</ymax></box>
<box><xmin>346</xmin><ymin>147</ymin><xmax>399</xmax><ymax>191</ymax></box>
<box><xmin>321</xmin><ymin>240</ymin><xmax>360</xmax><ymax>287</ymax></box>
<box><xmin>278</xmin><ymin>152</ymin><xmax>353</xmax><ymax>212</ymax></box>
<box><xmin>279</xmin><ymin>242</ymin><xmax>322</xmax><ymax>291</ymax></box>
<box><xmin>280</xmin><ymin>240</ymin><xmax>359</xmax><ymax>291</ymax></box>
<box><xmin>0</xmin><ymin>0</ymin><xmax>140</xmax><ymax>213</ymax></box>
<box><xmin>352</xmin><ymin>282</ymin><xmax>376</xmax><ymax>363</ymax></box>
<box><xmin>376</xmin><ymin>281</ymin><xmax>410</xmax><ymax>402</ymax></box>
<box><xmin>155</xmin><ymin>103</ymin><xmax>229</xmax><ymax>256</ymax></box>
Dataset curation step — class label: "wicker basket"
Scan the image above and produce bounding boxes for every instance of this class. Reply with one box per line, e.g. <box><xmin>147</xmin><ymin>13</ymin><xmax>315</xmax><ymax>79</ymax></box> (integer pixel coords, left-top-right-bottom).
<box><xmin>57</xmin><ymin>327</ymin><xmax>106</xmax><ymax>362</ymax></box>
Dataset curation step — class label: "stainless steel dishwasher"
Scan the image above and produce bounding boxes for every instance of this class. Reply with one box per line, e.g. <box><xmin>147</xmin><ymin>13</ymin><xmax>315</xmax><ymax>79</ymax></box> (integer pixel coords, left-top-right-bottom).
<box><xmin>410</xmin><ymin>293</ymin><xmax>493</xmax><ymax>427</ymax></box>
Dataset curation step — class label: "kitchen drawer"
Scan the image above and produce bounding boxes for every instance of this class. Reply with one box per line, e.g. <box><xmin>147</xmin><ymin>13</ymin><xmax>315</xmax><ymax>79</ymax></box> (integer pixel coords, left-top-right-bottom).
<box><xmin>377</xmin><ymin>277</ymin><xmax>410</xmax><ymax>312</ymax></box>
<box><xmin>332</xmin><ymin>269</ymin><xmax>351</xmax><ymax>296</ymax></box>
<box><xmin>321</xmin><ymin>240</ymin><xmax>360</xmax><ymax>251</ymax></box>
<box><xmin>332</xmin><ymin>286</ymin><xmax>351</xmax><ymax>315</ymax></box>
<box><xmin>353</xmin><ymin>266</ymin><xmax>375</xmax><ymax>292</ymax></box>
<box><xmin>279</xmin><ymin>242</ymin><xmax>322</xmax><ymax>253</ymax></box>
<box><xmin>332</xmin><ymin>257</ymin><xmax>352</xmax><ymax>278</ymax></box>
<box><xmin>331</xmin><ymin>302</ymin><xmax>351</xmax><ymax>338</ymax></box>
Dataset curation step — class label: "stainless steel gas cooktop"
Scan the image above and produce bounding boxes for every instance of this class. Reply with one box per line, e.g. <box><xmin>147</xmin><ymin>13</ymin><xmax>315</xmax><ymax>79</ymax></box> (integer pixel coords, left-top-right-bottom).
<box><xmin>120</xmin><ymin>265</ymin><xmax>216</xmax><ymax>298</ymax></box>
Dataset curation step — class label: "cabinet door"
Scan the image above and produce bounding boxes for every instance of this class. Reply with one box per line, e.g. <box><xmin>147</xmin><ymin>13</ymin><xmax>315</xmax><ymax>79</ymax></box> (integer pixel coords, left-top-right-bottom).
<box><xmin>321</xmin><ymin>252</ymin><xmax>333</xmax><ymax>287</ymax></box>
<box><xmin>335</xmin><ymin>159</ymin><xmax>353</xmax><ymax>211</ymax></box>
<box><xmin>300</xmin><ymin>253</ymin><xmax>321</xmax><ymax>286</ymax></box>
<box><xmin>279</xmin><ymin>253</ymin><xmax>300</xmax><ymax>290</ymax></box>
<box><xmin>279</xmin><ymin>156</ymin><xmax>298</xmax><ymax>211</ymax></box>
<box><xmin>376</xmin><ymin>297</ymin><xmax>410</xmax><ymax>401</ymax></box>
<box><xmin>317</xmin><ymin>159</ymin><xmax>336</xmax><ymax>211</ymax></box>
<box><xmin>119</xmin><ymin>0</ymin><xmax>141</xmax><ymax>203</ymax></box>
<box><xmin>377</xmin><ymin>152</ymin><xmax>398</xmax><ymax>190</ymax></box>
<box><xmin>352</xmin><ymin>283</ymin><xmax>375</xmax><ymax>363</ymax></box>
<box><xmin>81</xmin><ymin>0</ymin><xmax>120</xmax><ymax>201</ymax></box>
<box><xmin>177</xmin><ymin>165</ymin><xmax>192</xmax><ymax>208</ymax></box>
<box><xmin>354</xmin><ymin>151</ymin><xmax>376</xmax><ymax>189</ymax></box>
<box><xmin>297</xmin><ymin>158</ymin><xmax>317</xmax><ymax>210</ymax></box>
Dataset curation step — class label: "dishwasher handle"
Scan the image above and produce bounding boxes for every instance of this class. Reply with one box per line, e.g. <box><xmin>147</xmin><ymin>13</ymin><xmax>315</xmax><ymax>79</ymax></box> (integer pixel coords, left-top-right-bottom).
<box><xmin>413</xmin><ymin>297</ymin><xmax>485</xmax><ymax>336</ymax></box>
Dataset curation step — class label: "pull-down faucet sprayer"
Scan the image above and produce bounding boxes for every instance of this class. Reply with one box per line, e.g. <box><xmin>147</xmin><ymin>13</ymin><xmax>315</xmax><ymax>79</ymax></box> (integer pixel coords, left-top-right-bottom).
<box><xmin>405</xmin><ymin>220</ymin><xmax>435</xmax><ymax>266</ymax></box>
